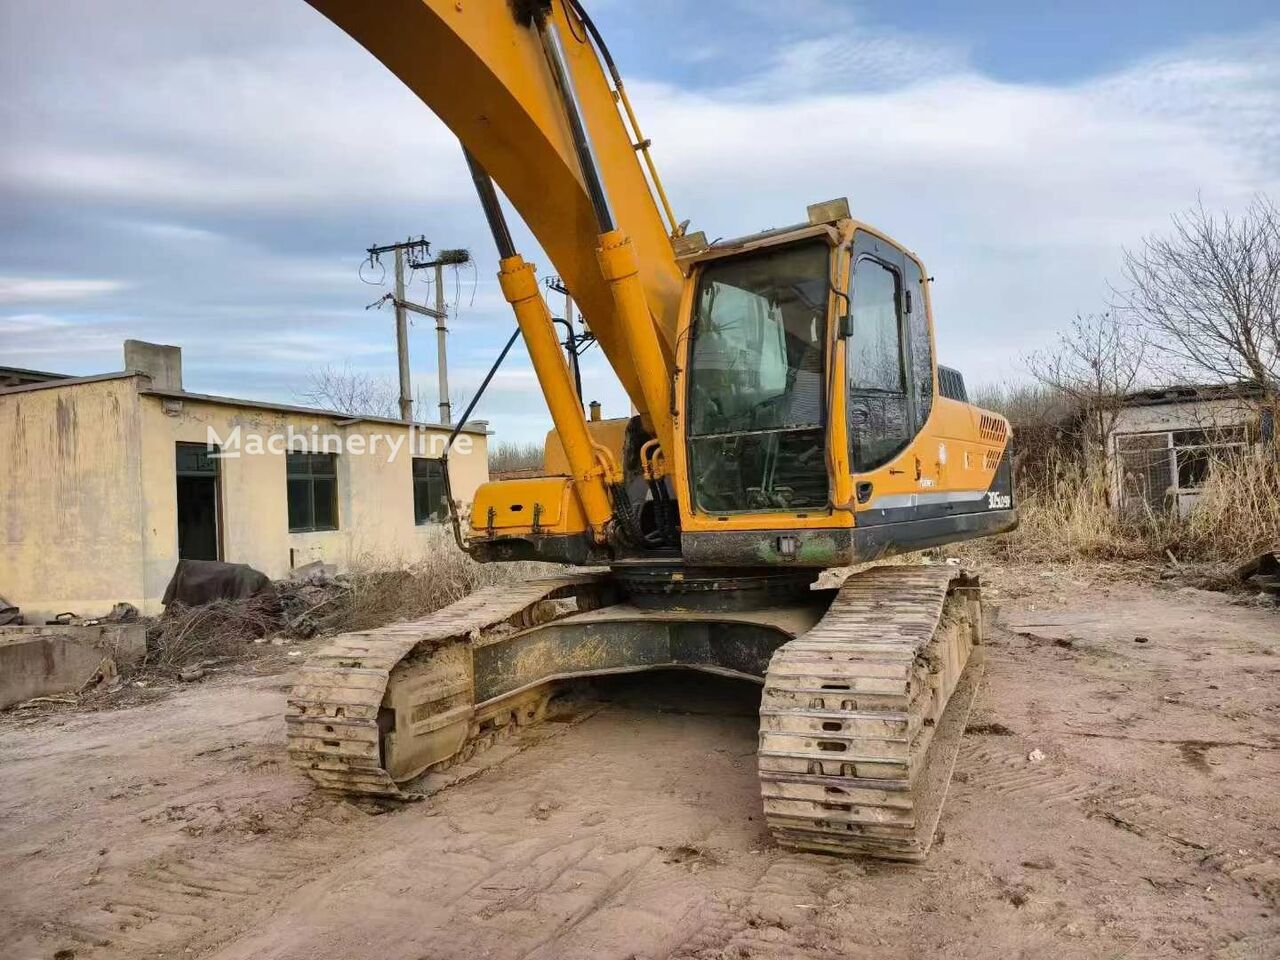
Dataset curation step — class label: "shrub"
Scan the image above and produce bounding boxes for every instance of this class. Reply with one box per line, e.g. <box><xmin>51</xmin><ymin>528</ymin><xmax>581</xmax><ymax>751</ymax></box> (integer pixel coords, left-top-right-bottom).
<box><xmin>489</xmin><ymin>440</ymin><xmax>543</xmax><ymax>476</ymax></box>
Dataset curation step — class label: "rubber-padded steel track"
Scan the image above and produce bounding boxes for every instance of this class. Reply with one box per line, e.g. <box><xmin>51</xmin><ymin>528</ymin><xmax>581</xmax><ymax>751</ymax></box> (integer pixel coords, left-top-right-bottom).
<box><xmin>759</xmin><ymin>565</ymin><xmax>982</xmax><ymax>861</ymax></box>
<box><xmin>286</xmin><ymin>574</ymin><xmax>606</xmax><ymax>798</ymax></box>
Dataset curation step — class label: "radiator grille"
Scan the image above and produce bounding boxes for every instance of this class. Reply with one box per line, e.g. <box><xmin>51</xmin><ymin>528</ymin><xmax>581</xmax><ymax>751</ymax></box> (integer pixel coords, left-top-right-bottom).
<box><xmin>979</xmin><ymin>414</ymin><xmax>1008</xmax><ymax>443</ymax></box>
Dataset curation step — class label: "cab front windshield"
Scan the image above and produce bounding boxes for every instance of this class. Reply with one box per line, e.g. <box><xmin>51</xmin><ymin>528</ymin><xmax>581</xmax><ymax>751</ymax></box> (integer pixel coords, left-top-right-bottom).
<box><xmin>685</xmin><ymin>240</ymin><xmax>830</xmax><ymax>514</ymax></box>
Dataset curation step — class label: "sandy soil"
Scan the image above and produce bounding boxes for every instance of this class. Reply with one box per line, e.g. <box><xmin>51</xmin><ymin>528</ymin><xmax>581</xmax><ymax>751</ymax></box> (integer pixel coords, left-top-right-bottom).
<box><xmin>3</xmin><ymin>565</ymin><xmax>1278</xmax><ymax>960</ymax></box>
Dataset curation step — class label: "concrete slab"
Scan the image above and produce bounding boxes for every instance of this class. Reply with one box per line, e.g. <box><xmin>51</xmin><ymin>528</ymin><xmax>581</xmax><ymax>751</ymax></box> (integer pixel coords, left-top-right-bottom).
<box><xmin>0</xmin><ymin>623</ymin><xmax>147</xmax><ymax>709</ymax></box>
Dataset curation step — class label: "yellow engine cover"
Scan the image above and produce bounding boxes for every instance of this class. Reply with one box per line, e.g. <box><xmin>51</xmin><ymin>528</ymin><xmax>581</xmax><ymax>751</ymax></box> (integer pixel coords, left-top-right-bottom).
<box><xmin>469</xmin><ymin>476</ymin><xmax>588</xmax><ymax>537</ymax></box>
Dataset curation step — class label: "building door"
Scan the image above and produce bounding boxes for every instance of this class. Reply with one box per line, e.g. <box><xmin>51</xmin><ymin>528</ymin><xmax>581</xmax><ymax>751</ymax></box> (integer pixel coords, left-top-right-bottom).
<box><xmin>176</xmin><ymin>442</ymin><xmax>221</xmax><ymax>561</ymax></box>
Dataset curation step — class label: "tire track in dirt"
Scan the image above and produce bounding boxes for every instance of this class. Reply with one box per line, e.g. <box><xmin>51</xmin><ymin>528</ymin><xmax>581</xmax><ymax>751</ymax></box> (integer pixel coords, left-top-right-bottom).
<box><xmin>668</xmin><ymin>856</ymin><xmax>858</xmax><ymax>960</ymax></box>
<box><xmin>41</xmin><ymin>787</ymin><xmax>357</xmax><ymax>960</ymax></box>
<box><xmin>78</xmin><ymin>843</ymin><xmax>339</xmax><ymax>958</ymax></box>
<box><xmin>956</xmin><ymin>738</ymin><xmax>1280</xmax><ymax>908</ymax></box>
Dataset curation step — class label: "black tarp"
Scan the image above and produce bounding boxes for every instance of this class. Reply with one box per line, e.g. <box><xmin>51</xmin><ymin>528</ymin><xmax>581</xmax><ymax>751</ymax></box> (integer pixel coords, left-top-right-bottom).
<box><xmin>162</xmin><ymin>559</ymin><xmax>276</xmax><ymax>608</ymax></box>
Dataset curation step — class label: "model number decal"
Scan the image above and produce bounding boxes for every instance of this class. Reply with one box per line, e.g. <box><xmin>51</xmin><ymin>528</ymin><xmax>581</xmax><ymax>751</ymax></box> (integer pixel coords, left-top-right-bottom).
<box><xmin>987</xmin><ymin>492</ymin><xmax>1012</xmax><ymax>510</ymax></box>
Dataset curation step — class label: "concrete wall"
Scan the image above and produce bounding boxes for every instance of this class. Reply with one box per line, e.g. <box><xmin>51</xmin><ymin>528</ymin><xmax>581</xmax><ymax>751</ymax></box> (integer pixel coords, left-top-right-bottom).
<box><xmin>137</xmin><ymin>395</ymin><xmax>489</xmax><ymax>609</ymax></box>
<box><xmin>0</xmin><ymin>623</ymin><xmax>147</xmax><ymax>709</ymax></box>
<box><xmin>1</xmin><ymin>377</ymin><xmax>490</xmax><ymax>620</ymax></box>
<box><xmin>0</xmin><ymin>376</ymin><xmax>148</xmax><ymax>622</ymax></box>
<box><xmin>1110</xmin><ymin>397</ymin><xmax>1258</xmax><ymax>436</ymax></box>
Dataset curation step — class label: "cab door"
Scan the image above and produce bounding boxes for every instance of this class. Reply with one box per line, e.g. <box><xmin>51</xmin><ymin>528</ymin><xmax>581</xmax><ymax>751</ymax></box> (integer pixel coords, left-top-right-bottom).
<box><xmin>843</xmin><ymin>232</ymin><xmax>933</xmax><ymax>476</ymax></box>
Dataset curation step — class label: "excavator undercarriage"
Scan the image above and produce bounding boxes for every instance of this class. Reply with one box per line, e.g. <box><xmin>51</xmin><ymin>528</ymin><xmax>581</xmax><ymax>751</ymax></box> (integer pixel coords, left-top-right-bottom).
<box><xmin>288</xmin><ymin>563</ymin><xmax>982</xmax><ymax>861</ymax></box>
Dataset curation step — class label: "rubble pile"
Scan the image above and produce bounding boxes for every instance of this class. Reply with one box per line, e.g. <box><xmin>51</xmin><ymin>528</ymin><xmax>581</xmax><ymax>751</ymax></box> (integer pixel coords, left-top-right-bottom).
<box><xmin>277</xmin><ymin>563</ymin><xmax>355</xmax><ymax>638</ymax></box>
<box><xmin>145</xmin><ymin>561</ymin><xmax>355</xmax><ymax>675</ymax></box>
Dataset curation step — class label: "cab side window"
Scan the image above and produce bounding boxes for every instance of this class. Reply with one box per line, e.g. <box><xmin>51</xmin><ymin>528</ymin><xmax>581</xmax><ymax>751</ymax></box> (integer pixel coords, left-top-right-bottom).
<box><xmin>848</xmin><ymin>259</ymin><xmax>903</xmax><ymax>392</ymax></box>
<box><xmin>903</xmin><ymin>257</ymin><xmax>933</xmax><ymax>431</ymax></box>
<box><xmin>847</xmin><ymin>254</ymin><xmax>912</xmax><ymax>471</ymax></box>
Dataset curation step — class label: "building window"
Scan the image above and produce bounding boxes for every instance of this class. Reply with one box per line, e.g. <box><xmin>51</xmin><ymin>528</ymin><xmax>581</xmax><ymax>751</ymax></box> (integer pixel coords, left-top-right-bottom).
<box><xmin>413</xmin><ymin>458</ymin><xmax>449</xmax><ymax>524</ymax></box>
<box><xmin>1115</xmin><ymin>425</ymin><xmax>1248</xmax><ymax>514</ymax></box>
<box><xmin>287</xmin><ymin>452</ymin><xmax>338</xmax><ymax>532</ymax></box>
<box><xmin>1172</xmin><ymin>427</ymin><xmax>1247</xmax><ymax>488</ymax></box>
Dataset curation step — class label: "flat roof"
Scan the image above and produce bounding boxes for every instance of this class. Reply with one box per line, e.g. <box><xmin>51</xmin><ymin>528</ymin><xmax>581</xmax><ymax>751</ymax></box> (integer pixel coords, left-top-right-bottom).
<box><xmin>141</xmin><ymin>386</ymin><xmax>488</xmax><ymax>435</ymax></box>
<box><xmin>0</xmin><ymin>365</ymin><xmax>71</xmax><ymax>381</ymax></box>
<box><xmin>0</xmin><ymin>373</ymin><xmax>488</xmax><ymax>435</ymax></box>
<box><xmin>1122</xmin><ymin>382</ymin><xmax>1265</xmax><ymax>407</ymax></box>
<box><xmin>0</xmin><ymin>371</ymin><xmax>141</xmax><ymax>395</ymax></box>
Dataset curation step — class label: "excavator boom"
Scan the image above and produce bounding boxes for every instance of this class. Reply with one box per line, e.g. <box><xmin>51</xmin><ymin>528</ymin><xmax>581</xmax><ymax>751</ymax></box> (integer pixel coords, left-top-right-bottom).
<box><xmin>305</xmin><ymin>0</ymin><xmax>683</xmax><ymax>418</ymax></box>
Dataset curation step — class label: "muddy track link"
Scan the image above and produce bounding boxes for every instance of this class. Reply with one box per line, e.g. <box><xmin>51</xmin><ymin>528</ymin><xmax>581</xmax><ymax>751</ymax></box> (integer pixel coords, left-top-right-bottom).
<box><xmin>287</xmin><ymin>574</ymin><xmax>609</xmax><ymax>798</ymax></box>
<box><xmin>759</xmin><ymin>565</ymin><xmax>983</xmax><ymax>861</ymax></box>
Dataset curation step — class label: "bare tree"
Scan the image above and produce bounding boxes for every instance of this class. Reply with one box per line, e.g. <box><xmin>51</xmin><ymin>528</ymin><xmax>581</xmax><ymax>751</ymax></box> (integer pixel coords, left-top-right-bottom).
<box><xmin>297</xmin><ymin>364</ymin><xmax>400</xmax><ymax>419</ymax></box>
<box><xmin>488</xmin><ymin>440</ymin><xmax>544</xmax><ymax>475</ymax></box>
<box><xmin>1118</xmin><ymin>196</ymin><xmax>1280</xmax><ymax>401</ymax></box>
<box><xmin>298</xmin><ymin>363</ymin><xmax>473</xmax><ymax>424</ymax></box>
<box><xmin>1024</xmin><ymin>312</ymin><xmax>1148</xmax><ymax>483</ymax></box>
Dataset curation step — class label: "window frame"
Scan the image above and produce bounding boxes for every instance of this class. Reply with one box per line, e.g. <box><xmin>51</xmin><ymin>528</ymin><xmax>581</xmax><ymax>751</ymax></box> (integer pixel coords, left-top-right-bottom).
<box><xmin>900</xmin><ymin>254</ymin><xmax>933</xmax><ymax>431</ymax></box>
<box><xmin>286</xmin><ymin>451</ymin><xmax>339</xmax><ymax>533</ymax></box>
<box><xmin>847</xmin><ymin>252</ymin><xmax>914</xmax><ymax>418</ymax></box>
<box><xmin>412</xmin><ymin>457</ymin><xmax>449</xmax><ymax>525</ymax></box>
<box><xmin>1113</xmin><ymin>424</ymin><xmax>1249</xmax><ymax>512</ymax></box>
<box><xmin>682</xmin><ymin>238</ymin><xmax>835</xmax><ymax>516</ymax></box>
<box><xmin>685</xmin><ymin>239</ymin><xmax>831</xmax><ymax>440</ymax></box>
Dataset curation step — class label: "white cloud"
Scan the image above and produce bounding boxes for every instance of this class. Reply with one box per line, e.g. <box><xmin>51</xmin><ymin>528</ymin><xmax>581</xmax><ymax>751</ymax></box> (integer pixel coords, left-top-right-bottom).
<box><xmin>0</xmin><ymin>313</ymin><xmax>71</xmax><ymax>333</ymax></box>
<box><xmin>629</xmin><ymin>27</ymin><xmax>1279</xmax><ymax>383</ymax></box>
<box><xmin>731</xmin><ymin>31</ymin><xmax>969</xmax><ymax>98</ymax></box>
<box><xmin>4</xmin><ymin>48</ymin><xmax>464</xmax><ymax>212</ymax></box>
<box><xmin>0</xmin><ymin>278</ymin><xmax>130</xmax><ymax>304</ymax></box>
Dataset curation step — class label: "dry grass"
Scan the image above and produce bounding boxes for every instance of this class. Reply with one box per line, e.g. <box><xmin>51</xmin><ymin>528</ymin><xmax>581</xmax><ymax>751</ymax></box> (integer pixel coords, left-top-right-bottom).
<box><xmin>1177</xmin><ymin>454</ymin><xmax>1280</xmax><ymax>560</ymax></box>
<box><xmin>964</xmin><ymin>451</ymin><xmax>1279</xmax><ymax>567</ymax></box>
<box><xmin>335</xmin><ymin>528</ymin><xmax>563</xmax><ymax>633</ymax></box>
<box><xmin>145</xmin><ymin>594</ymin><xmax>281</xmax><ymax>675</ymax></box>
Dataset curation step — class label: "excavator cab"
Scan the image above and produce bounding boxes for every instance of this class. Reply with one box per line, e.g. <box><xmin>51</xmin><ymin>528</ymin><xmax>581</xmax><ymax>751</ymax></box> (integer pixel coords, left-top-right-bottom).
<box><xmin>467</xmin><ymin>202</ymin><xmax>1015</xmax><ymax>570</ymax></box>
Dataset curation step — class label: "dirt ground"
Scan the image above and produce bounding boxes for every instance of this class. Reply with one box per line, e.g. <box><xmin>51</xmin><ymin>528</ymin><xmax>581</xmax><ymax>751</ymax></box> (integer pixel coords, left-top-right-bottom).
<box><xmin>3</xmin><ymin>563</ymin><xmax>1278</xmax><ymax>960</ymax></box>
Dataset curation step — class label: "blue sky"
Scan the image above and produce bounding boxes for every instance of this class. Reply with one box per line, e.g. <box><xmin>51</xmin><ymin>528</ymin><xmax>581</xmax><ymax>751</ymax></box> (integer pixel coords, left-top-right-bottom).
<box><xmin>2</xmin><ymin>0</ymin><xmax>1278</xmax><ymax>441</ymax></box>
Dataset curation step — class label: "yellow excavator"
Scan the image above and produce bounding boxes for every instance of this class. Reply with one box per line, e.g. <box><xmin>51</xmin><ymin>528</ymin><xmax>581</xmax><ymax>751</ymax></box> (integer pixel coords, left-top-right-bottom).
<box><xmin>287</xmin><ymin>0</ymin><xmax>1016</xmax><ymax>861</ymax></box>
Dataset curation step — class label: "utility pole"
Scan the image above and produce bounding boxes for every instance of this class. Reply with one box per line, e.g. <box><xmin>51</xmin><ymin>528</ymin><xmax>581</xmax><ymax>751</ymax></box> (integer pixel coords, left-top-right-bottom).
<box><xmin>393</xmin><ymin>250</ymin><xmax>411</xmax><ymax>422</ymax></box>
<box><xmin>545</xmin><ymin>275</ymin><xmax>594</xmax><ymax>407</ymax></box>
<box><xmin>365</xmin><ymin>236</ymin><xmax>430</xmax><ymax>422</ymax></box>
<box><xmin>409</xmin><ymin>248</ymin><xmax>470</xmax><ymax>426</ymax></box>
<box><xmin>434</xmin><ymin>261</ymin><xmax>448</xmax><ymax>424</ymax></box>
